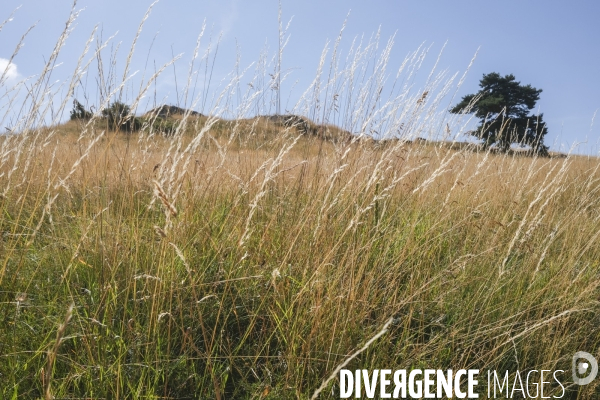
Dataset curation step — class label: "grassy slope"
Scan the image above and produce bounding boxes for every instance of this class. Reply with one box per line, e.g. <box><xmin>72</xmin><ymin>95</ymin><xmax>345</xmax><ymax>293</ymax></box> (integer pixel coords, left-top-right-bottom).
<box><xmin>1</xmin><ymin>117</ymin><xmax>599</xmax><ymax>398</ymax></box>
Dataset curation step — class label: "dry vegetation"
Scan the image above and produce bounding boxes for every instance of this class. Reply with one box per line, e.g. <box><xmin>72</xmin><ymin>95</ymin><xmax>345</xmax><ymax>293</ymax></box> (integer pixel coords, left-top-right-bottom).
<box><xmin>1</xmin><ymin>4</ymin><xmax>600</xmax><ymax>398</ymax></box>
<box><xmin>1</xmin><ymin>116</ymin><xmax>600</xmax><ymax>398</ymax></box>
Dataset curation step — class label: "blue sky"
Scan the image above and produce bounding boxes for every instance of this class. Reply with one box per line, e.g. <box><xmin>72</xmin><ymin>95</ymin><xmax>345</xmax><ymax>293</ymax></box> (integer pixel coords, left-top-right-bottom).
<box><xmin>1</xmin><ymin>0</ymin><xmax>599</xmax><ymax>152</ymax></box>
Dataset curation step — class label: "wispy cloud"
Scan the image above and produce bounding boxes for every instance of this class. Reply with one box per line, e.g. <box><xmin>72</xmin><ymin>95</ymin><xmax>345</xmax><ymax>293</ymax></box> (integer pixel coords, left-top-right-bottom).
<box><xmin>0</xmin><ymin>58</ymin><xmax>19</xmax><ymax>81</ymax></box>
<box><xmin>219</xmin><ymin>0</ymin><xmax>239</xmax><ymax>38</ymax></box>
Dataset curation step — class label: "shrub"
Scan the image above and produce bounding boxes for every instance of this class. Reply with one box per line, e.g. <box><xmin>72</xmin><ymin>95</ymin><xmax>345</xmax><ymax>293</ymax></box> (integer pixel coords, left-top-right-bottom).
<box><xmin>101</xmin><ymin>101</ymin><xmax>141</xmax><ymax>132</ymax></box>
<box><xmin>69</xmin><ymin>99</ymin><xmax>92</xmax><ymax>120</ymax></box>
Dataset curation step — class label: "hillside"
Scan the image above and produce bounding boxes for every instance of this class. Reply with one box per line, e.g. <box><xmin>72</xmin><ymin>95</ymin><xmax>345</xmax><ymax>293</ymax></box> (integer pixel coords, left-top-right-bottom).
<box><xmin>0</xmin><ymin>112</ymin><xmax>598</xmax><ymax>398</ymax></box>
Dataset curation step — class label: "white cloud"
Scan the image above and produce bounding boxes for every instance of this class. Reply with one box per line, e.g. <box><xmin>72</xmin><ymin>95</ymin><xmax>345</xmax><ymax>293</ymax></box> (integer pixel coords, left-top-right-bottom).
<box><xmin>0</xmin><ymin>58</ymin><xmax>19</xmax><ymax>81</ymax></box>
<box><xmin>218</xmin><ymin>0</ymin><xmax>239</xmax><ymax>38</ymax></box>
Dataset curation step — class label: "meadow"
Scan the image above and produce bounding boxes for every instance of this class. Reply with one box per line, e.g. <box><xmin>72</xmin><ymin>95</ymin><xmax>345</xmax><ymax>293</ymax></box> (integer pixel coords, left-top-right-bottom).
<box><xmin>1</xmin><ymin>5</ymin><xmax>600</xmax><ymax>399</ymax></box>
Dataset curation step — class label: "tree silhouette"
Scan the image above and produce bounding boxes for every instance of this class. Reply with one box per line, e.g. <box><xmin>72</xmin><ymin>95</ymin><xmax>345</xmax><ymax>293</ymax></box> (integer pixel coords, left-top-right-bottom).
<box><xmin>102</xmin><ymin>102</ymin><xmax>140</xmax><ymax>132</ymax></box>
<box><xmin>451</xmin><ymin>73</ymin><xmax>548</xmax><ymax>155</ymax></box>
<box><xmin>70</xmin><ymin>99</ymin><xmax>92</xmax><ymax>120</ymax></box>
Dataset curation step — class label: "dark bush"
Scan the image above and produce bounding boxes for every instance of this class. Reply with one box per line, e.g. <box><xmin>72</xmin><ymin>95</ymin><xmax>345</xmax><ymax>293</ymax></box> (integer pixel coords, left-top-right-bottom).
<box><xmin>101</xmin><ymin>102</ymin><xmax>141</xmax><ymax>132</ymax></box>
<box><xmin>70</xmin><ymin>99</ymin><xmax>92</xmax><ymax>120</ymax></box>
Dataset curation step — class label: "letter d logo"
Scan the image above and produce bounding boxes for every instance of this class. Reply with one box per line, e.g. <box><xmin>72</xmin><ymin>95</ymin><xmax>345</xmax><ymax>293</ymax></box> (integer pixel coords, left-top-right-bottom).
<box><xmin>572</xmin><ymin>351</ymin><xmax>598</xmax><ymax>385</ymax></box>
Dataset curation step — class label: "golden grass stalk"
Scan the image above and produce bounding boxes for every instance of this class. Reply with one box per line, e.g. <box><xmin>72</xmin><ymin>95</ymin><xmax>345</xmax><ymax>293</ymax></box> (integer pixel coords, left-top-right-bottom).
<box><xmin>153</xmin><ymin>179</ymin><xmax>177</xmax><ymax>217</ymax></box>
<box><xmin>44</xmin><ymin>303</ymin><xmax>74</xmax><ymax>400</ymax></box>
<box><xmin>310</xmin><ymin>317</ymin><xmax>394</xmax><ymax>400</ymax></box>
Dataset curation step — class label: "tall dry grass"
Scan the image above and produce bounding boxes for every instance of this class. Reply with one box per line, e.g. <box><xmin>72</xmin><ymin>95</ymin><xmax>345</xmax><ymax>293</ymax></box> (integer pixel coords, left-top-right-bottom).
<box><xmin>0</xmin><ymin>3</ymin><xmax>599</xmax><ymax>399</ymax></box>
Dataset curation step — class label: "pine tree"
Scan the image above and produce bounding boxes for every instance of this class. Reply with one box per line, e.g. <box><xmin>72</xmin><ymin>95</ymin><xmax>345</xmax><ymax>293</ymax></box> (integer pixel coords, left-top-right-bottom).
<box><xmin>451</xmin><ymin>73</ymin><xmax>548</xmax><ymax>155</ymax></box>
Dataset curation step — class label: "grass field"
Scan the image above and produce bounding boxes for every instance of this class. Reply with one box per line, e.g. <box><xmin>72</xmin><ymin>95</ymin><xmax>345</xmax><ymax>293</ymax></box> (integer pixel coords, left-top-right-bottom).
<box><xmin>1</xmin><ymin>115</ymin><xmax>600</xmax><ymax>398</ymax></box>
<box><xmin>1</xmin><ymin>7</ymin><xmax>600</xmax><ymax>399</ymax></box>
